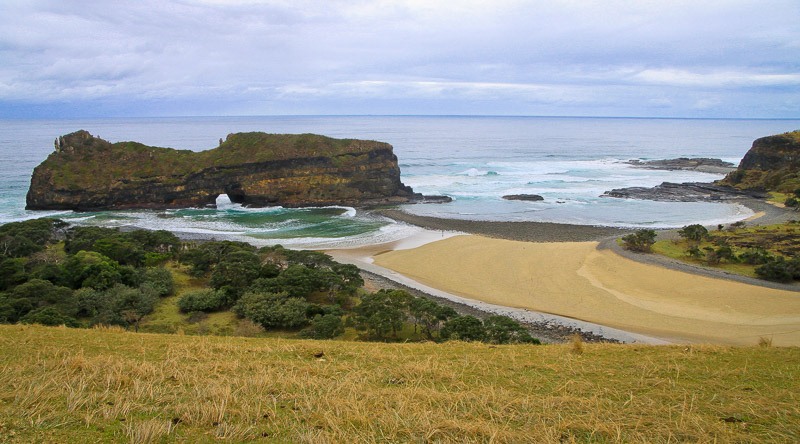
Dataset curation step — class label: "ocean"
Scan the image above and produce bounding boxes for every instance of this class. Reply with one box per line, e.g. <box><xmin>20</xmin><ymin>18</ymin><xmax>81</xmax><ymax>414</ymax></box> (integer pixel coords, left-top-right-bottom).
<box><xmin>1</xmin><ymin>116</ymin><xmax>798</xmax><ymax>248</ymax></box>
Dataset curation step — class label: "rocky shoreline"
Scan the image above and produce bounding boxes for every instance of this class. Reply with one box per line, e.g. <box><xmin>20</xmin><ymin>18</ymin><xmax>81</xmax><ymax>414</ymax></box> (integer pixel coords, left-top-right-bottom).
<box><xmin>626</xmin><ymin>157</ymin><xmax>736</xmax><ymax>174</ymax></box>
<box><xmin>602</xmin><ymin>181</ymin><xmax>768</xmax><ymax>202</ymax></box>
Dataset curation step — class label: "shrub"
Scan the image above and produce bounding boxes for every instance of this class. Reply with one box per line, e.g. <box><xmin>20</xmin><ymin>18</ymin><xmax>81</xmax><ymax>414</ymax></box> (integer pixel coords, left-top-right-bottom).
<box><xmin>20</xmin><ymin>306</ymin><xmax>79</xmax><ymax>327</ymax></box>
<box><xmin>739</xmin><ymin>248</ymin><xmax>773</xmax><ymax>265</ymax></box>
<box><xmin>177</xmin><ymin>289</ymin><xmax>226</xmax><ymax>313</ymax></box>
<box><xmin>63</xmin><ymin>250</ymin><xmax>124</xmax><ymax>290</ymax></box>
<box><xmin>209</xmin><ymin>250</ymin><xmax>262</xmax><ymax>295</ymax></box>
<box><xmin>233</xmin><ymin>291</ymin><xmax>310</xmax><ymax>329</ymax></box>
<box><xmin>301</xmin><ymin>314</ymin><xmax>344</xmax><ymax>339</ymax></box>
<box><xmin>92</xmin><ymin>284</ymin><xmax>158</xmax><ymax>331</ymax></box>
<box><xmin>0</xmin><ymin>257</ymin><xmax>28</xmax><ymax>291</ymax></box>
<box><xmin>678</xmin><ymin>224</ymin><xmax>709</xmax><ymax>242</ymax></box>
<box><xmin>621</xmin><ymin>229</ymin><xmax>657</xmax><ymax>253</ymax></box>
<box><xmin>755</xmin><ymin>257</ymin><xmax>796</xmax><ymax>282</ymax></box>
<box><xmin>483</xmin><ymin>315</ymin><xmax>539</xmax><ymax>344</ymax></box>
<box><xmin>441</xmin><ymin>315</ymin><xmax>486</xmax><ymax>342</ymax></box>
<box><xmin>353</xmin><ymin>290</ymin><xmax>411</xmax><ymax>340</ymax></box>
<box><xmin>140</xmin><ymin>267</ymin><xmax>174</xmax><ymax>297</ymax></box>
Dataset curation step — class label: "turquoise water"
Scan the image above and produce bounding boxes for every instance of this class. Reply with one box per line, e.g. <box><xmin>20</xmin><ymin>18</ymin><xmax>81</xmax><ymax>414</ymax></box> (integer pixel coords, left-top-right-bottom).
<box><xmin>2</xmin><ymin>116</ymin><xmax>799</xmax><ymax>247</ymax></box>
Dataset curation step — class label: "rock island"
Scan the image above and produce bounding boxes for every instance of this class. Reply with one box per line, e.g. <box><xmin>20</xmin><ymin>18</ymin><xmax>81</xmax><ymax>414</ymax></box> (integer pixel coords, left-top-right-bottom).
<box><xmin>26</xmin><ymin>130</ymin><xmax>424</xmax><ymax>210</ymax></box>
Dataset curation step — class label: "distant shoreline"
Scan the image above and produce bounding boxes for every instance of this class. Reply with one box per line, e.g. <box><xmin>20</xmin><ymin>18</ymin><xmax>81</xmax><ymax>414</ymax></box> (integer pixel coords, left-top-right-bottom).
<box><xmin>372</xmin><ymin>209</ymin><xmax>631</xmax><ymax>242</ymax></box>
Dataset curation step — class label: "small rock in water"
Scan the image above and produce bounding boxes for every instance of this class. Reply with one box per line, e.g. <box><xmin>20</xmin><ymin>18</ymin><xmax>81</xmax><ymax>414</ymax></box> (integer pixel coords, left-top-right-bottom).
<box><xmin>502</xmin><ymin>194</ymin><xmax>544</xmax><ymax>202</ymax></box>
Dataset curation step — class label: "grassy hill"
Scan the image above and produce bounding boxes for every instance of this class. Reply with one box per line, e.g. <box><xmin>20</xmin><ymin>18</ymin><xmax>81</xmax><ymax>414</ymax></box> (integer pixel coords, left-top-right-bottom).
<box><xmin>1</xmin><ymin>325</ymin><xmax>798</xmax><ymax>443</ymax></box>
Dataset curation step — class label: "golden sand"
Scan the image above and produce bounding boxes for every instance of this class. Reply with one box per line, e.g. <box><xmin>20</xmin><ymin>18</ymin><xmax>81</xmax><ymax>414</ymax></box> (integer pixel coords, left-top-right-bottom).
<box><xmin>373</xmin><ymin>235</ymin><xmax>800</xmax><ymax>346</ymax></box>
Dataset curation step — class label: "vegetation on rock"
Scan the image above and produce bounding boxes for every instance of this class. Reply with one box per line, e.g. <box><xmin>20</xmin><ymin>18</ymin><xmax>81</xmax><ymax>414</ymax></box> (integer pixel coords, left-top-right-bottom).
<box><xmin>720</xmin><ymin>130</ymin><xmax>800</xmax><ymax>193</ymax></box>
<box><xmin>27</xmin><ymin>130</ymin><xmax>419</xmax><ymax>210</ymax></box>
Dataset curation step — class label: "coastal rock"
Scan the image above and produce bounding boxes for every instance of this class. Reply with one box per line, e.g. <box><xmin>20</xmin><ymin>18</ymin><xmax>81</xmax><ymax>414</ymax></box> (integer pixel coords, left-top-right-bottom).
<box><xmin>627</xmin><ymin>157</ymin><xmax>735</xmax><ymax>174</ymax></box>
<box><xmin>720</xmin><ymin>130</ymin><xmax>800</xmax><ymax>192</ymax></box>
<box><xmin>603</xmin><ymin>182</ymin><xmax>768</xmax><ymax>202</ymax></box>
<box><xmin>27</xmin><ymin>130</ymin><xmax>422</xmax><ymax>211</ymax></box>
<box><xmin>604</xmin><ymin>131</ymin><xmax>800</xmax><ymax>202</ymax></box>
<box><xmin>502</xmin><ymin>194</ymin><xmax>544</xmax><ymax>201</ymax></box>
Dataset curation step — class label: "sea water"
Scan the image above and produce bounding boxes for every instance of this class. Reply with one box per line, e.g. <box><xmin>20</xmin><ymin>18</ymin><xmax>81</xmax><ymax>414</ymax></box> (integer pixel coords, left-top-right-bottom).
<box><xmin>1</xmin><ymin>116</ymin><xmax>798</xmax><ymax>247</ymax></box>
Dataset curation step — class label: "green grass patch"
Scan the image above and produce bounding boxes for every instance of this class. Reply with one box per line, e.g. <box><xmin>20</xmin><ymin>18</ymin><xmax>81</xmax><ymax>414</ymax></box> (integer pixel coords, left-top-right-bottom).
<box><xmin>651</xmin><ymin>222</ymin><xmax>800</xmax><ymax>280</ymax></box>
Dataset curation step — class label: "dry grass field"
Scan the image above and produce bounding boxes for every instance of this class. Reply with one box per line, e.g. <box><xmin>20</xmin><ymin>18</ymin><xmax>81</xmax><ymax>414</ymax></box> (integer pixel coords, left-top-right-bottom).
<box><xmin>1</xmin><ymin>324</ymin><xmax>798</xmax><ymax>443</ymax></box>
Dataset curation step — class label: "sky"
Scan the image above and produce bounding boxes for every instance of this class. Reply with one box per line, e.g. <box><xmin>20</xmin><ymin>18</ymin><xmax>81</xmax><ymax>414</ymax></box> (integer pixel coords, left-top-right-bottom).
<box><xmin>0</xmin><ymin>0</ymin><xmax>799</xmax><ymax>119</ymax></box>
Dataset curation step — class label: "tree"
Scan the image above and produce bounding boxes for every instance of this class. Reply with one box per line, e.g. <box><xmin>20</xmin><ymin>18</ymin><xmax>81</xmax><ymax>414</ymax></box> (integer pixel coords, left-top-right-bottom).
<box><xmin>621</xmin><ymin>229</ymin><xmax>657</xmax><ymax>253</ymax></box>
<box><xmin>409</xmin><ymin>297</ymin><xmax>457</xmax><ymax>340</ymax></box>
<box><xmin>234</xmin><ymin>291</ymin><xmax>310</xmax><ymax>329</ymax></box>
<box><xmin>139</xmin><ymin>267</ymin><xmax>174</xmax><ymax>297</ymax></box>
<box><xmin>251</xmin><ymin>264</ymin><xmax>326</xmax><ymax>299</ymax></box>
<box><xmin>301</xmin><ymin>314</ymin><xmax>344</xmax><ymax>339</ymax></box>
<box><xmin>755</xmin><ymin>257</ymin><xmax>797</xmax><ymax>283</ymax></box>
<box><xmin>180</xmin><ymin>241</ymin><xmax>256</xmax><ymax>276</ymax></box>
<box><xmin>678</xmin><ymin>224</ymin><xmax>709</xmax><ymax>243</ymax></box>
<box><xmin>10</xmin><ymin>278</ymin><xmax>76</xmax><ymax>320</ymax></box>
<box><xmin>20</xmin><ymin>306</ymin><xmax>79</xmax><ymax>327</ymax></box>
<box><xmin>739</xmin><ymin>248</ymin><xmax>773</xmax><ymax>265</ymax></box>
<box><xmin>354</xmin><ymin>290</ymin><xmax>411</xmax><ymax>340</ymax></box>
<box><xmin>441</xmin><ymin>315</ymin><xmax>485</xmax><ymax>342</ymax></box>
<box><xmin>178</xmin><ymin>289</ymin><xmax>226</xmax><ymax>313</ymax></box>
<box><xmin>331</xmin><ymin>264</ymin><xmax>363</xmax><ymax>295</ymax></box>
<box><xmin>209</xmin><ymin>250</ymin><xmax>262</xmax><ymax>297</ymax></box>
<box><xmin>0</xmin><ymin>257</ymin><xmax>28</xmax><ymax>291</ymax></box>
<box><xmin>63</xmin><ymin>250</ymin><xmax>124</xmax><ymax>290</ymax></box>
<box><xmin>0</xmin><ymin>218</ymin><xmax>63</xmax><ymax>257</ymax></box>
<box><xmin>93</xmin><ymin>284</ymin><xmax>157</xmax><ymax>331</ymax></box>
<box><xmin>483</xmin><ymin>315</ymin><xmax>538</xmax><ymax>344</ymax></box>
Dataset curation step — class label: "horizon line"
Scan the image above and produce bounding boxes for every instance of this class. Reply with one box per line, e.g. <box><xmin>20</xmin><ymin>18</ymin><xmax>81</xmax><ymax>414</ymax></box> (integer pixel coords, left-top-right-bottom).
<box><xmin>1</xmin><ymin>113</ymin><xmax>799</xmax><ymax>121</ymax></box>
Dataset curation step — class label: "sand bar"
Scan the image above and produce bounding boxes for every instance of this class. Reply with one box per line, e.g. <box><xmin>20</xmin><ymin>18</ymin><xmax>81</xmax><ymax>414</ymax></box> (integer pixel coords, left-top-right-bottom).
<box><xmin>372</xmin><ymin>235</ymin><xmax>800</xmax><ymax>346</ymax></box>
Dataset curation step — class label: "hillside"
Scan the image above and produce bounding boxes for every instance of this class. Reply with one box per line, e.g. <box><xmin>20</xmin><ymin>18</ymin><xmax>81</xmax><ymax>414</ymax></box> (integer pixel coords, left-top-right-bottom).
<box><xmin>720</xmin><ymin>130</ymin><xmax>800</xmax><ymax>193</ymax></box>
<box><xmin>1</xmin><ymin>325</ymin><xmax>798</xmax><ymax>443</ymax></box>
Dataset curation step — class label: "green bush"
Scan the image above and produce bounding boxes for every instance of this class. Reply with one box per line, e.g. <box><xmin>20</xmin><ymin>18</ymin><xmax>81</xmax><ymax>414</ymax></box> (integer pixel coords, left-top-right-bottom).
<box><xmin>353</xmin><ymin>290</ymin><xmax>411</xmax><ymax>340</ymax></box>
<box><xmin>678</xmin><ymin>224</ymin><xmax>709</xmax><ymax>242</ymax></box>
<box><xmin>739</xmin><ymin>248</ymin><xmax>774</xmax><ymax>265</ymax></box>
<box><xmin>755</xmin><ymin>257</ymin><xmax>797</xmax><ymax>282</ymax></box>
<box><xmin>140</xmin><ymin>267</ymin><xmax>174</xmax><ymax>297</ymax></box>
<box><xmin>441</xmin><ymin>315</ymin><xmax>486</xmax><ymax>342</ymax></box>
<box><xmin>234</xmin><ymin>291</ymin><xmax>310</xmax><ymax>329</ymax></box>
<box><xmin>483</xmin><ymin>315</ymin><xmax>539</xmax><ymax>344</ymax></box>
<box><xmin>178</xmin><ymin>289</ymin><xmax>226</xmax><ymax>313</ymax></box>
<box><xmin>301</xmin><ymin>314</ymin><xmax>344</xmax><ymax>339</ymax></box>
<box><xmin>20</xmin><ymin>306</ymin><xmax>79</xmax><ymax>327</ymax></box>
<box><xmin>621</xmin><ymin>229</ymin><xmax>657</xmax><ymax>253</ymax></box>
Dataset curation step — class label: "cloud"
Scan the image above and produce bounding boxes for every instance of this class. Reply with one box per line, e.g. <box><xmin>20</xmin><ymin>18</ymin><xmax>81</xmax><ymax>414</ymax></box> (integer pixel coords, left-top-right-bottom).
<box><xmin>0</xmin><ymin>0</ymin><xmax>798</xmax><ymax>117</ymax></box>
<box><xmin>631</xmin><ymin>69</ymin><xmax>800</xmax><ymax>88</ymax></box>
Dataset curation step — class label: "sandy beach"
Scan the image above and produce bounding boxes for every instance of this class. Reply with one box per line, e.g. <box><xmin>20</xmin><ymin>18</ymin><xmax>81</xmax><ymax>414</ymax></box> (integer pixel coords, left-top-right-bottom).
<box><xmin>370</xmin><ymin>234</ymin><xmax>800</xmax><ymax>346</ymax></box>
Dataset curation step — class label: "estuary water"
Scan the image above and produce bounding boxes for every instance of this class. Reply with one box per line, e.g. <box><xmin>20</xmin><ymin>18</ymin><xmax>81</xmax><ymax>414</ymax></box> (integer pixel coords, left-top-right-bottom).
<box><xmin>1</xmin><ymin>116</ymin><xmax>798</xmax><ymax>248</ymax></box>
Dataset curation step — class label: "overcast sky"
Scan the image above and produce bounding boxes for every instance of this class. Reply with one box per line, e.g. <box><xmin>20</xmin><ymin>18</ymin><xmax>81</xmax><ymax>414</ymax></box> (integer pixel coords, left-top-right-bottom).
<box><xmin>1</xmin><ymin>0</ymin><xmax>799</xmax><ymax>118</ymax></box>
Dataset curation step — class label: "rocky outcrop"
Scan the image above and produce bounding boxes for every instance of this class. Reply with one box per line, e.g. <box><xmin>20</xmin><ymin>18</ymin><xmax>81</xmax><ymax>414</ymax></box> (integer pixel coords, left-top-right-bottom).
<box><xmin>719</xmin><ymin>130</ymin><xmax>800</xmax><ymax>192</ymax></box>
<box><xmin>627</xmin><ymin>158</ymin><xmax>735</xmax><ymax>174</ymax></box>
<box><xmin>502</xmin><ymin>194</ymin><xmax>544</xmax><ymax>202</ymax></box>
<box><xmin>602</xmin><ymin>182</ymin><xmax>767</xmax><ymax>202</ymax></box>
<box><xmin>604</xmin><ymin>131</ymin><xmax>799</xmax><ymax>202</ymax></box>
<box><xmin>27</xmin><ymin>130</ymin><xmax>424</xmax><ymax>211</ymax></box>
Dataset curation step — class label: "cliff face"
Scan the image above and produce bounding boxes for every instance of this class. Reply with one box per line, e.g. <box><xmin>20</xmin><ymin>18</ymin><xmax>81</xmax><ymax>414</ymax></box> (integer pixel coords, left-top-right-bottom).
<box><xmin>720</xmin><ymin>130</ymin><xmax>800</xmax><ymax>192</ymax></box>
<box><xmin>26</xmin><ymin>130</ymin><xmax>420</xmax><ymax>211</ymax></box>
